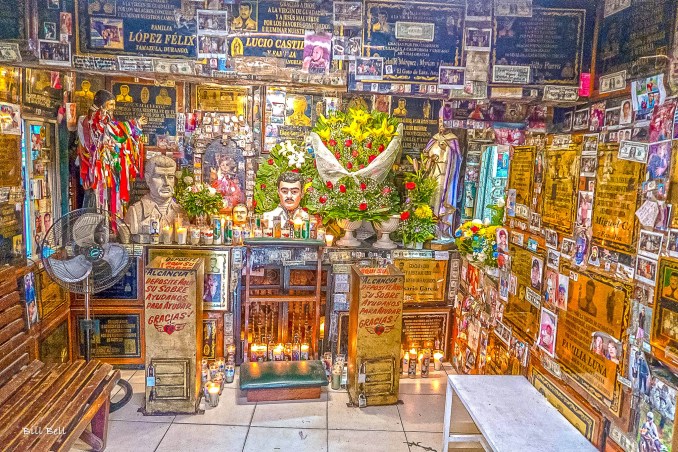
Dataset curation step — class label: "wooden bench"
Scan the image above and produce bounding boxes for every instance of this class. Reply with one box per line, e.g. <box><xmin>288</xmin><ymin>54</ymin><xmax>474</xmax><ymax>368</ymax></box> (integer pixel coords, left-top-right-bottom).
<box><xmin>0</xmin><ymin>267</ymin><xmax>120</xmax><ymax>451</ymax></box>
<box><xmin>239</xmin><ymin>360</ymin><xmax>328</xmax><ymax>402</ymax></box>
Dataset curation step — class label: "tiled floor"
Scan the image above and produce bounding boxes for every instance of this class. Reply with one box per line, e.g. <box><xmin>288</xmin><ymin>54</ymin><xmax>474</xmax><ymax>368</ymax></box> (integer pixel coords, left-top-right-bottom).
<box><xmin>75</xmin><ymin>363</ymin><xmax>458</xmax><ymax>452</ymax></box>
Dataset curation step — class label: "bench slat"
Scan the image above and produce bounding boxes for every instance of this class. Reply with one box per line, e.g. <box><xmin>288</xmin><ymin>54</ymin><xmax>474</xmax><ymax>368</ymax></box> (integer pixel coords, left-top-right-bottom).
<box><xmin>0</xmin><ymin>362</ymin><xmax>76</xmax><ymax>440</ymax></box>
<box><xmin>0</xmin><ymin>360</ymin><xmax>43</xmax><ymax>406</ymax></box>
<box><xmin>0</xmin><ymin>304</ymin><xmax>23</xmax><ymax>331</ymax></box>
<box><xmin>0</xmin><ymin>291</ymin><xmax>21</xmax><ymax>315</ymax></box>
<box><xmin>0</xmin><ymin>318</ymin><xmax>25</xmax><ymax>348</ymax></box>
<box><xmin>0</xmin><ymin>352</ymin><xmax>30</xmax><ymax>389</ymax></box>
<box><xmin>1</xmin><ymin>361</ymin><xmax>97</xmax><ymax>445</ymax></box>
<box><xmin>25</xmin><ymin>363</ymin><xmax>112</xmax><ymax>451</ymax></box>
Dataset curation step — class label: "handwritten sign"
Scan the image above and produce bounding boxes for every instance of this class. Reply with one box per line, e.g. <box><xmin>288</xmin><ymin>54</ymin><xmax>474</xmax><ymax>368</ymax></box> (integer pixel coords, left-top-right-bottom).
<box><xmin>394</xmin><ymin>258</ymin><xmax>448</xmax><ymax>304</ymax></box>
<box><xmin>541</xmin><ymin>147</ymin><xmax>579</xmax><ymax>234</ymax></box>
<box><xmin>111</xmin><ymin>81</ymin><xmax>176</xmax><ymax>146</ymax></box>
<box><xmin>363</xmin><ymin>0</ymin><xmax>464</xmax><ymax>83</ymax></box>
<box><xmin>591</xmin><ymin>146</ymin><xmax>642</xmax><ymax>252</ymax></box>
<box><xmin>494</xmin><ymin>8</ymin><xmax>586</xmax><ymax>84</ymax></box>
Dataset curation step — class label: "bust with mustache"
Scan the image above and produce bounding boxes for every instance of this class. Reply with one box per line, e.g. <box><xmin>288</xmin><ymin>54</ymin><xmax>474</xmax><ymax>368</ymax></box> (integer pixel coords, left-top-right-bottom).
<box><xmin>262</xmin><ymin>171</ymin><xmax>308</xmax><ymax>226</ymax></box>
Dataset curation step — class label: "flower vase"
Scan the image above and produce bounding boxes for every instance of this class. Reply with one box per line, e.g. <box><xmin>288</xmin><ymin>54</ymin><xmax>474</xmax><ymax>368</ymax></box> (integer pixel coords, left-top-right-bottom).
<box><xmin>404</xmin><ymin>241</ymin><xmax>424</xmax><ymax>250</ymax></box>
<box><xmin>336</xmin><ymin>219</ymin><xmax>363</xmax><ymax>247</ymax></box>
<box><xmin>372</xmin><ymin>215</ymin><xmax>400</xmax><ymax>250</ymax></box>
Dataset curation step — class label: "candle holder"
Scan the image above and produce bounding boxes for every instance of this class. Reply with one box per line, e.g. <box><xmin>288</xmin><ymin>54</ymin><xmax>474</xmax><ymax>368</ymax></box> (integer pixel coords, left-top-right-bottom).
<box><xmin>176</xmin><ymin>226</ymin><xmax>188</xmax><ymax>245</ymax></box>
<box><xmin>433</xmin><ymin>351</ymin><xmax>444</xmax><ymax>371</ymax></box>
<box><xmin>206</xmin><ymin>382</ymin><xmax>220</xmax><ymax>407</ymax></box>
<box><xmin>225</xmin><ymin>364</ymin><xmax>235</xmax><ymax>384</ymax></box>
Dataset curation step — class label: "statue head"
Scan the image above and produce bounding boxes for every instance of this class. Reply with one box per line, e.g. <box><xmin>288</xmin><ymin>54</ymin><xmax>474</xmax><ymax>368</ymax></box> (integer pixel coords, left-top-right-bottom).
<box><xmin>145</xmin><ymin>155</ymin><xmax>177</xmax><ymax>202</ymax></box>
<box><xmin>93</xmin><ymin>89</ymin><xmax>115</xmax><ymax>113</ymax></box>
<box><xmin>277</xmin><ymin>171</ymin><xmax>303</xmax><ymax>213</ymax></box>
<box><xmin>232</xmin><ymin>204</ymin><xmax>249</xmax><ymax>226</ymax></box>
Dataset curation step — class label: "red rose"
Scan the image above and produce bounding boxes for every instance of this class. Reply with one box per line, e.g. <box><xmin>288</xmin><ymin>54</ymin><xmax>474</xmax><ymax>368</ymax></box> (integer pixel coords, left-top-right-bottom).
<box><xmin>253</xmin><ymin>200</ymin><xmax>257</xmax><ymax>208</ymax></box>
<box><xmin>291</xmin><ymin>168</ymin><xmax>299</xmax><ymax>173</ymax></box>
<box><xmin>345</xmin><ymin>139</ymin><xmax>353</xmax><ymax>147</ymax></box>
<box><xmin>378</xmin><ymin>144</ymin><xmax>385</xmax><ymax>152</ymax></box>
<box><xmin>339</xmin><ymin>185</ymin><xmax>346</xmax><ymax>193</ymax></box>
<box><xmin>360</xmin><ymin>183</ymin><xmax>367</xmax><ymax>191</ymax></box>
<box><xmin>368</xmin><ymin>155</ymin><xmax>376</xmax><ymax>163</ymax></box>
<box><xmin>329</xmin><ymin>139</ymin><xmax>337</xmax><ymax>146</ymax></box>
<box><xmin>302</xmin><ymin>207</ymin><xmax>308</xmax><ymax>212</ymax></box>
<box><xmin>470</xmin><ymin>225</ymin><xmax>479</xmax><ymax>233</ymax></box>
<box><xmin>268</xmin><ymin>159</ymin><xmax>274</xmax><ymax>165</ymax></box>
<box><xmin>400</xmin><ymin>211</ymin><xmax>410</xmax><ymax>220</ymax></box>
<box><xmin>359</xmin><ymin>164</ymin><xmax>365</xmax><ymax>169</ymax></box>
<box><xmin>359</xmin><ymin>202</ymin><xmax>368</xmax><ymax>211</ymax></box>
<box><xmin>335</xmin><ymin>152</ymin><xmax>341</xmax><ymax>159</ymax></box>
<box><xmin>319</xmin><ymin>195</ymin><xmax>328</xmax><ymax>204</ymax></box>
<box><xmin>326</xmin><ymin>181</ymin><xmax>334</xmax><ymax>189</ymax></box>
<box><xmin>260</xmin><ymin>184</ymin><xmax>266</xmax><ymax>189</ymax></box>
<box><xmin>382</xmin><ymin>187</ymin><xmax>391</xmax><ymax>195</ymax></box>
<box><xmin>405</xmin><ymin>182</ymin><xmax>416</xmax><ymax>190</ymax></box>
<box><xmin>352</xmin><ymin>150</ymin><xmax>359</xmax><ymax>158</ymax></box>
<box><xmin>347</xmin><ymin>162</ymin><xmax>353</xmax><ymax>169</ymax></box>
<box><xmin>366</xmin><ymin>142</ymin><xmax>373</xmax><ymax>149</ymax></box>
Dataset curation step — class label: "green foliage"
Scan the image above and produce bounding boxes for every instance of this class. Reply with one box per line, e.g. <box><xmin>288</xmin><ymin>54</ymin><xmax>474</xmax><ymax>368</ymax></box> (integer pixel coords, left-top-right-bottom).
<box><xmin>398</xmin><ymin>153</ymin><xmax>439</xmax><ymax>245</ymax></box>
<box><xmin>175</xmin><ymin>168</ymin><xmax>224</xmax><ymax>219</ymax></box>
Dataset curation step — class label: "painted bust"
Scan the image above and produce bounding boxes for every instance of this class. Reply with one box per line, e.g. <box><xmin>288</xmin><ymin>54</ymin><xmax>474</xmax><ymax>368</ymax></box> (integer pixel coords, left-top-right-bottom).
<box><xmin>262</xmin><ymin>171</ymin><xmax>309</xmax><ymax>225</ymax></box>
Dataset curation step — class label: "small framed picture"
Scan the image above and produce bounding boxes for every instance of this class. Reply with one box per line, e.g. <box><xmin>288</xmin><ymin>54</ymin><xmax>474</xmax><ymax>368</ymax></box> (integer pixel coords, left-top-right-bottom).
<box><xmin>667</xmin><ymin>230</ymin><xmax>678</xmax><ymax>258</ymax></box>
<box><xmin>438</xmin><ymin>66</ymin><xmax>465</xmax><ymax>89</ymax></box>
<box><xmin>572</xmin><ymin>108</ymin><xmax>590</xmax><ymax>131</ymax></box>
<box><xmin>355</xmin><ymin>57</ymin><xmax>384</xmax><ymax>81</ymax></box>
<box><xmin>638</xmin><ymin>229</ymin><xmax>664</xmax><ymax>260</ymax></box>
<box><xmin>547</xmin><ymin>249</ymin><xmax>560</xmax><ymax>270</ymax></box>
<box><xmin>561</xmin><ymin>238</ymin><xmax>576</xmax><ymax>260</ymax></box>
<box><xmin>544</xmin><ymin>229</ymin><xmax>558</xmax><ymax>249</ymax></box>
<box><xmin>464</xmin><ymin>27</ymin><xmax>492</xmax><ymax>51</ymax></box>
<box><xmin>635</xmin><ymin>255</ymin><xmax>658</xmax><ymax>286</ymax></box>
<box><xmin>537</xmin><ymin>307</ymin><xmax>557</xmax><ymax>357</ymax></box>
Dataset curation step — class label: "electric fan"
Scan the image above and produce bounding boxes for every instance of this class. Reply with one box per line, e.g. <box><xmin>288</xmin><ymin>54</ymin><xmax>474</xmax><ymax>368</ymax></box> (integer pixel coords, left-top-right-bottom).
<box><xmin>40</xmin><ymin>207</ymin><xmax>138</xmax><ymax>411</ymax></box>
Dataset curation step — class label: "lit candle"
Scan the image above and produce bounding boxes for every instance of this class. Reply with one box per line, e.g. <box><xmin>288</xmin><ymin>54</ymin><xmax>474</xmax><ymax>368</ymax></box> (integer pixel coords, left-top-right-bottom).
<box><xmin>325</xmin><ymin>234</ymin><xmax>334</xmax><ymax>247</ymax></box>
<box><xmin>408</xmin><ymin>348</ymin><xmax>418</xmax><ymax>378</ymax></box>
<box><xmin>293</xmin><ymin>218</ymin><xmax>303</xmax><ymax>239</ymax></box>
<box><xmin>176</xmin><ymin>226</ymin><xmax>188</xmax><ymax>245</ymax></box>
<box><xmin>300</xmin><ymin>343</ymin><xmax>310</xmax><ymax>360</ymax></box>
<box><xmin>433</xmin><ymin>351</ymin><xmax>444</xmax><ymax>371</ymax></box>
<box><xmin>250</xmin><ymin>344</ymin><xmax>266</xmax><ymax>362</ymax></box>
<box><xmin>161</xmin><ymin>225</ymin><xmax>173</xmax><ymax>244</ymax></box>
<box><xmin>206</xmin><ymin>381</ymin><xmax>220</xmax><ymax>407</ymax></box>
<box><xmin>273</xmin><ymin>344</ymin><xmax>285</xmax><ymax>361</ymax></box>
<box><xmin>319</xmin><ymin>321</ymin><xmax>325</xmax><ymax>339</ymax></box>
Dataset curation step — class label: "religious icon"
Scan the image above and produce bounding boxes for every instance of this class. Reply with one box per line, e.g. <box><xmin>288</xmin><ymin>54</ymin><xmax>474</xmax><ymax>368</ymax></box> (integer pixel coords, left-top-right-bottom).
<box><xmin>115</xmin><ymin>84</ymin><xmax>133</xmax><ymax>102</ymax></box>
<box><xmin>286</xmin><ymin>96</ymin><xmax>312</xmax><ymax>127</ymax></box>
<box><xmin>393</xmin><ymin>98</ymin><xmax>407</xmax><ymax>116</ymax></box>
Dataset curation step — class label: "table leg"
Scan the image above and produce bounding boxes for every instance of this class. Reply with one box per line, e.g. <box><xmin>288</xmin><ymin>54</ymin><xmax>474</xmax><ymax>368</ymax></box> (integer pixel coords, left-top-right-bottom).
<box><xmin>442</xmin><ymin>378</ymin><xmax>453</xmax><ymax>452</ymax></box>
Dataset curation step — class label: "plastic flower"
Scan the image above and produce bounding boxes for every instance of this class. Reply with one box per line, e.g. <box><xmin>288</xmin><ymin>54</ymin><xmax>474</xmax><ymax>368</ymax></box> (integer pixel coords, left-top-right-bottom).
<box><xmin>326</xmin><ymin>181</ymin><xmax>334</xmax><ymax>189</ymax></box>
<box><xmin>350</xmin><ymin>108</ymin><xmax>371</xmax><ymax>125</ymax></box>
<box><xmin>360</xmin><ymin>183</ymin><xmax>367</xmax><ymax>191</ymax></box>
<box><xmin>268</xmin><ymin>159</ymin><xmax>274</xmax><ymax>165</ymax></box>
<box><xmin>400</xmin><ymin>211</ymin><xmax>410</xmax><ymax>220</ymax></box>
<box><xmin>339</xmin><ymin>185</ymin><xmax>346</xmax><ymax>193</ymax></box>
<box><xmin>414</xmin><ymin>205</ymin><xmax>433</xmax><ymax>219</ymax></box>
<box><xmin>317</xmin><ymin>127</ymin><xmax>331</xmax><ymax>141</ymax></box>
<box><xmin>373</xmin><ymin>119</ymin><xmax>397</xmax><ymax>138</ymax></box>
<box><xmin>359</xmin><ymin>202</ymin><xmax>368</xmax><ymax>211</ymax></box>
<box><xmin>405</xmin><ymin>182</ymin><xmax>416</xmax><ymax>190</ymax></box>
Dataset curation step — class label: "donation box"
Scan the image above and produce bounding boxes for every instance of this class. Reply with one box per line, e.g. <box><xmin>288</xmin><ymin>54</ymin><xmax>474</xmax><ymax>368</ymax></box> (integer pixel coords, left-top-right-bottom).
<box><xmin>348</xmin><ymin>265</ymin><xmax>405</xmax><ymax>406</ymax></box>
<box><xmin>144</xmin><ymin>257</ymin><xmax>204</xmax><ymax>414</ymax></box>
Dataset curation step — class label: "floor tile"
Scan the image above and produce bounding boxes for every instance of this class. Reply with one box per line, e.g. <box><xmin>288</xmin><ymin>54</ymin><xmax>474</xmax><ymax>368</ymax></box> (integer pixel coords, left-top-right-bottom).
<box><xmin>327</xmin><ymin>391</ymin><xmax>402</xmax><ymax>431</ymax></box>
<box><xmin>405</xmin><ymin>431</ymin><xmax>446</xmax><ymax>452</ymax></box>
<box><xmin>398</xmin><ymin>372</ymin><xmax>448</xmax><ymax>395</ymax></box>
<box><xmin>328</xmin><ymin>429</ymin><xmax>409</xmax><ymax>452</ymax></box>
<box><xmin>174</xmin><ymin>389</ymin><xmax>255</xmax><ymax>426</ymax></box>
<box><xmin>156</xmin><ymin>423</ymin><xmax>248</xmax><ymax>452</ymax></box>
<box><xmin>243</xmin><ymin>426</ymin><xmax>328</xmax><ymax>452</ymax></box>
<box><xmin>109</xmin><ymin>393</ymin><xmax>175</xmax><ymax>423</ymax></box>
<box><xmin>102</xmin><ymin>421</ymin><xmax>170</xmax><ymax>452</ymax></box>
<box><xmin>251</xmin><ymin>396</ymin><xmax>327</xmax><ymax>429</ymax></box>
<box><xmin>398</xmin><ymin>394</ymin><xmax>445</xmax><ymax>433</ymax></box>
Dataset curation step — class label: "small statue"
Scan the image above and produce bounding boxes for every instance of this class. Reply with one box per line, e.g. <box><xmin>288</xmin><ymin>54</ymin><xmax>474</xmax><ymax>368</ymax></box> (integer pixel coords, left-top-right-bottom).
<box><xmin>424</xmin><ymin>128</ymin><xmax>462</xmax><ymax>238</ymax></box>
<box><xmin>263</xmin><ymin>172</ymin><xmax>309</xmax><ymax>225</ymax></box>
<box><xmin>232</xmin><ymin>203</ymin><xmax>249</xmax><ymax>227</ymax></box>
<box><xmin>124</xmin><ymin>155</ymin><xmax>185</xmax><ymax>236</ymax></box>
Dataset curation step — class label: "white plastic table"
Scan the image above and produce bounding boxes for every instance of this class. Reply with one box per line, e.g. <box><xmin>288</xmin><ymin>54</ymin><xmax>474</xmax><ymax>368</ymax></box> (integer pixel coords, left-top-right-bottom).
<box><xmin>442</xmin><ymin>375</ymin><xmax>597</xmax><ymax>452</ymax></box>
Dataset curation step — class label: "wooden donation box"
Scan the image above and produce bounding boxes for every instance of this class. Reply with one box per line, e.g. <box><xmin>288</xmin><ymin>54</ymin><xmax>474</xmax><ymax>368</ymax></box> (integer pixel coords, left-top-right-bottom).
<box><xmin>144</xmin><ymin>257</ymin><xmax>204</xmax><ymax>414</ymax></box>
<box><xmin>348</xmin><ymin>265</ymin><xmax>405</xmax><ymax>406</ymax></box>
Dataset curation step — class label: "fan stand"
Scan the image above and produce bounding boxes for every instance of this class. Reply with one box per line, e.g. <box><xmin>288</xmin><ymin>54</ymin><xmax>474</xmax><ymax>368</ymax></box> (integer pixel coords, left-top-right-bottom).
<box><xmin>82</xmin><ymin>275</ymin><xmax>93</xmax><ymax>362</ymax></box>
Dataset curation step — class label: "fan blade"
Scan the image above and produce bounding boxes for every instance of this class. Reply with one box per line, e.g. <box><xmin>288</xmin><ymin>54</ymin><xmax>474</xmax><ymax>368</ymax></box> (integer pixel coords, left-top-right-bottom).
<box><xmin>47</xmin><ymin>255</ymin><xmax>93</xmax><ymax>284</ymax></box>
<box><xmin>72</xmin><ymin>213</ymin><xmax>108</xmax><ymax>247</ymax></box>
<box><xmin>102</xmin><ymin>243</ymin><xmax>130</xmax><ymax>277</ymax></box>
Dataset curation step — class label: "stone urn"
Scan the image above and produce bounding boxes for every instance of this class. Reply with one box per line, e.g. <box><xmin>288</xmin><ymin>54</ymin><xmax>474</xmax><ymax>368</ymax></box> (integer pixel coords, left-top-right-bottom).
<box><xmin>336</xmin><ymin>219</ymin><xmax>363</xmax><ymax>247</ymax></box>
<box><xmin>372</xmin><ymin>215</ymin><xmax>400</xmax><ymax>249</ymax></box>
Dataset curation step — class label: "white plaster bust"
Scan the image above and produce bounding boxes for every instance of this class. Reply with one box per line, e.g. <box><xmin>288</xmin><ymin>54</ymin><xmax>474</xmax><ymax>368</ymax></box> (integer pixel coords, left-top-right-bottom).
<box><xmin>124</xmin><ymin>155</ymin><xmax>185</xmax><ymax>236</ymax></box>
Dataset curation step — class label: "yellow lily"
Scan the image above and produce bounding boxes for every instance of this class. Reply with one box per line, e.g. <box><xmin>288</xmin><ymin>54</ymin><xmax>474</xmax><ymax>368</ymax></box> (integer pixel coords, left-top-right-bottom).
<box><xmin>350</xmin><ymin>108</ymin><xmax>371</xmax><ymax>125</ymax></box>
<box><xmin>373</xmin><ymin>119</ymin><xmax>397</xmax><ymax>138</ymax></box>
<box><xmin>317</xmin><ymin>127</ymin><xmax>331</xmax><ymax>141</ymax></box>
<box><xmin>341</xmin><ymin>120</ymin><xmax>370</xmax><ymax>141</ymax></box>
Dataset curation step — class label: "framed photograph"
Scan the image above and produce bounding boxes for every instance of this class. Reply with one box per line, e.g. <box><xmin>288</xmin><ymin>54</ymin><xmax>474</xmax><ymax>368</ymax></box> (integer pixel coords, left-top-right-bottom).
<box><xmin>619</xmin><ymin>99</ymin><xmax>633</xmax><ymax>125</ymax></box>
<box><xmin>529</xmin><ymin>211</ymin><xmax>541</xmax><ymax>232</ymax></box>
<box><xmin>333</xmin><ymin>1</ymin><xmax>363</xmax><ymax>27</ymax></box>
<box><xmin>604</xmin><ymin>107</ymin><xmax>621</xmax><ymax>129</ymax></box>
<box><xmin>580</xmin><ymin>155</ymin><xmax>598</xmax><ymax>177</ymax></box>
<box><xmin>23</xmin><ymin>273</ymin><xmax>39</xmax><ymax>327</ymax></box>
<box><xmin>495</xmin><ymin>320</ymin><xmax>512</xmax><ymax>345</ymax></box>
<box><xmin>562</xmin><ymin>111</ymin><xmax>573</xmax><ymax>132</ymax></box>
<box><xmin>590</xmin><ymin>332</ymin><xmax>622</xmax><ymax>364</ymax></box>
<box><xmin>544</xmin><ymin>229</ymin><xmax>558</xmax><ymax>250</ymax></box>
<box><xmin>38</xmin><ymin>40</ymin><xmax>71</xmax><ymax>67</ymax></box>
<box><xmin>646</xmin><ymin>140</ymin><xmax>672</xmax><ymax>180</ymax></box>
<box><xmin>530</xmin><ymin>255</ymin><xmax>544</xmax><ymax>292</ymax></box>
<box><xmin>332</xmin><ymin>36</ymin><xmax>361</xmax><ymax>61</ymax></box>
<box><xmin>197</xmin><ymin>35</ymin><xmax>228</xmax><ymax>58</ymax></box>
<box><xmin>496</xmin><ymin>227</ymin><xmax>509</xmax><ymax>253</ymax></box>
<box><xmin>544</xmin><ymin>269</ymin><xmax>558</xmax><ymax>304</ymax></box>
<box><xmin>556</xmin><ymin>274</ymin><xmax>569</xmax><ymax>310</ymax></box>
<box><xmin>576</xmin><ymin>191</ymin><xmax>594</xmax><ymax>228</ymax></box>
<box><xmin>355</xmin><ymin>57</ymin><xmax>384</xmax><ymax>81</ymax></box>
<box><xmin>638</xmin><ymin>230</ymin><xmax>664</xmax><ymax>260</ymax></box>
<box><xmin>197</xmin><ymin>10</ymin><xmax>229</xmax><ymax>35</ymax></box>
<box><xmin>652</xmin><ymin>258</ymin><xmax>678</xmax><ymax>366</ymax></box>
<box><xmin>464</xmin><ymin>28</ymin><xmax>492</xmax><ymax>51</ymax></box>
<box><xmin>589</xmin><ymin>101</ymin><xmax>606</xmax><ymax>132</ymax></box>
<box><xmin>636</xmin><ymin>255</ymin><xmax>658</xmax><ymax>286</ymax></box>
<box><xmin>511</xmin><ymin>231</ymin><xmax>524</xmax><ymax>246</ymax></box>
<box><xmin>667</xmin><ymin>230</ymin><xmax>678</xmax><ymax>258</ymax></box>
<box><xmin>547</xmin><ymin>249</ymin><xmax>560</xmax><ymax>270</ymax></box>
<box><xmin>572</xmin><ymin>108</ymin><xmax>590</xmax><ymax>131</ymax></box>
<box><xmin>582</xmin><ymin>134</ymin><xmax>599</xmax><ymax>155</ymax></box>
<box><xmin>538</xmin><ymin>307</ymin><xmax>557</xmax><ymax>357</ymax></box>
<box><xmin>466</xmin><ymin>0</ymin><xmax>493</xmax><ymax>21</ymax></box>
<box><xmin>438</xmin><ymin>66</ymin><xmax>465</xmax><ymax>89</ymax></box>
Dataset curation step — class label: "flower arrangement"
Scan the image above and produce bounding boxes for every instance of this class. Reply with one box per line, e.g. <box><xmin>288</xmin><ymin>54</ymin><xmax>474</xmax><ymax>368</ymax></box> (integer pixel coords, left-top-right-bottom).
<box><xmin>305</xmin><ymin>175</ymin><xmax>400</xmax><ymax>223</ymax></box>
<box><xmin>454</xmin><ymin>220</ymin><xmax>499</xmax><ymax>268</ymax></box>
<box><xmin>314</xmin><ymin>108</ymin><xmax>400</xmax><ymax>171</ymax></box>
<box><xmin>175</xmin><ymin>169</ymin><xmax>224</xmax><ymax>220</ymax></box>
<box><xmin>398</xmin><ymin>154</ymin><xmax>439</xmax><ymax>247</ymax></box>
<box><xmin>253</xmin><ymin>140</ymin><xmax>317</xmax><ymax>214</ymax></box>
